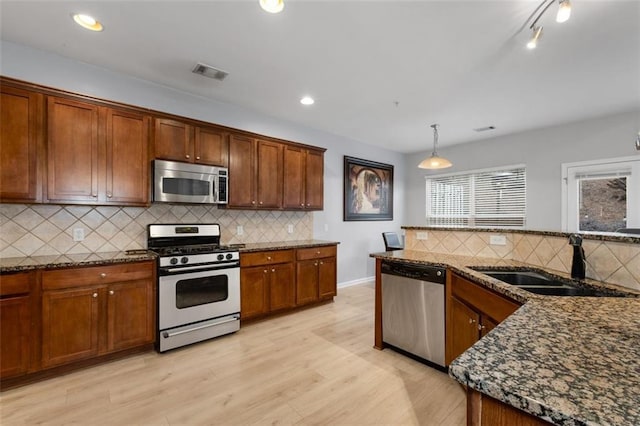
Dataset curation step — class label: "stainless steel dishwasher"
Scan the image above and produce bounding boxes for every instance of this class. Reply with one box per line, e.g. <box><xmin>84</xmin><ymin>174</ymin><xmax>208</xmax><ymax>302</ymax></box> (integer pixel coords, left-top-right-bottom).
<box><xmin>381</xmin><ymin>260</ymin><xmax>446</xmax><ymax>370</ymax></box>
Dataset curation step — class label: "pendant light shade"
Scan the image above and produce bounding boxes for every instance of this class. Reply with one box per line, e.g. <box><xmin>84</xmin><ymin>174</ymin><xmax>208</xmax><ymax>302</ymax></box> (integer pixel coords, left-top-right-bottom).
<box><xmin>556</xmin><ymin>0</ymin><xmax>572</xmax><ymax>23</ymax></box>
<box><xmin>259</xmin><ymin>0</ymin><xmax>284</xmax><ymax>13</ymax></box>
<box><xmin>418</xmin><ymin>124</ymin><xmax>452</xmax><ymax>169</ymax></box>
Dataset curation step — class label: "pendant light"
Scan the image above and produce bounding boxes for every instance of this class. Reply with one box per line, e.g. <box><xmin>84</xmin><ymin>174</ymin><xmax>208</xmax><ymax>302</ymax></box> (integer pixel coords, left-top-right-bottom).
<box><xmin>418</xmin><ymin>124</ymin><xmax>452</xmax><ymax>169</ymax></box>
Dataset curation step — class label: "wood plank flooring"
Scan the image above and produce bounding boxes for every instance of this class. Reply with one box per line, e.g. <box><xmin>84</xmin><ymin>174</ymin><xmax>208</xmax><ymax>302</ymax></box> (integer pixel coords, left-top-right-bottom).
<box><xmin>0</xmin><ymin>283</ymin><xmax>466</xmax><ymax>425</ymax></box>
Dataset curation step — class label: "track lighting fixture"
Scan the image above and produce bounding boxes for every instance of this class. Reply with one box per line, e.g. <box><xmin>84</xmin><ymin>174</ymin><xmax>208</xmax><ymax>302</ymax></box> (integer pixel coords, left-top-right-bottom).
<box><xmin>418</xmin><ymin>124</ymin><xmax>452</xmax><ymax>169</ymax></box>
<box><xmin>524</xmin><ymin>0</ymin><xmax>572</xmax><ymax>49</ymax></box>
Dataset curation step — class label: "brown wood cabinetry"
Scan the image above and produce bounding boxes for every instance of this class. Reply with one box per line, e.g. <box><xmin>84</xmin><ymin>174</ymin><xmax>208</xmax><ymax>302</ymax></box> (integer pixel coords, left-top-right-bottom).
<box><xmin>283</xmin><ymin>145</ymin><xmax>324</xmax><ymax>210</ymax></box>
<box><xmin>467</xmin><ymin>388</ymin><xmax>551</xmax><ymax>425</ymax></box>
<box><xmin>0</xmin><ymin>272</ymin><xmax>34</xmax><ymax>379</ymax></box>
<box><xmin>47</xmin><ymin>96</ymin><xmax>150</xmax><ymax>205</ymax></box>
<box><xmin>446</xmin><ymin>272</ymin><xmax>520</xmax><ymax>365</ymax></box>
<box><xmin>154</xmin><ymin>118</ymin><xmax>228</xmax><ymax>166</ymax></box>
<box><xmin>240</xmin><ymin>250</ymin><xmax>295</xmax><ymax>320</ymax></box>
<box><xmin>296</xmin><ymin>246</ymin><xmax>337</xmax><ymax>305</ymax></box>
<box><xmin>40</xmin><ymin>261</ymin><xmax>155</xmax><ymax>369</ymax></box>
<box><xmin>228</xmin><ymin>134</ymin><xmax>283</xmax><ymax>209</ymax></box>
<box><xmin>0</xmin><ymin>85</ymin><xmax>43</xmax><ymax>202</ymax></box>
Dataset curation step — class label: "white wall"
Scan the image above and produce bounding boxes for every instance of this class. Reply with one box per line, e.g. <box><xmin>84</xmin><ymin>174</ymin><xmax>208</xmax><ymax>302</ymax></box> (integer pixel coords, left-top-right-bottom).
<box><xmin>1</xmin><ymin>41</ymin><xmax>406</xmax><ymax>284</ymax></box>
<box><xmin>405</xmin><ymin>110</ymin><xmax>640</xmax><ymax>230</ymax></box>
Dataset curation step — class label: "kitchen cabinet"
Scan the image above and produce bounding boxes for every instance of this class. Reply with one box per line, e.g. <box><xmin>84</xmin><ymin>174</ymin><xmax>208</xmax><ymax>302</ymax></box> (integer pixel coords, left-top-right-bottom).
<box><xmin>446</xmin><ymin>272</ymin><xmax>520</xmax><ymax>365</ymax></box>
<box><xmin>154</xmin><ymin>118</ymin><xmax>228</xmax><ymax>166</ymax></box>
<box><xmin>283</xmin><ymin>145</ymin><xmax>324</xmax><ymax>210</ymax></box>
<box><xmin>467</xmin><ymin>388</ymin><xmax>551</xmax><ymax>425</ymax></box>
<box><xmin>0</xmin><ymin>272</ymin><xmax>34</xmax><ymax>379</ymax></box>
<box><xmin>240</xmin><ymin>250</ymin><xmax>295</xmax><ymax>320</ymax></box>
<box><xmin>296</xmin><ymin>245</ymin><xmax>337</xmax><ymax>305</ymax></box>
<box><xmin>41</xmin><ymin>261</ymin><xmax>155</xmax><ymax>369</ymax></box>
<box><xmin>0</xmin><ymin>85</ymin><xmax>43</xmax><ymax>203</ymax></box>
<box><xmin>47</xmin><ymin>96</ymin><xmax>150</xmax><ymax>205</ymax></box>
<box><xmin>228</xmin><ymin>134</ymin><xmax>283</xmax><ymax>209</ymax></box>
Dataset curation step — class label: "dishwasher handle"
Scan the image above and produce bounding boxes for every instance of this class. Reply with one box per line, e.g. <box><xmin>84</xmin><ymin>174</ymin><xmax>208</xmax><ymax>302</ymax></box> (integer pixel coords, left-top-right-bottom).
<box><xmin>381</xmin><ymin>261</ymin><xmax>446</xmax><ymax>284</ymax></box>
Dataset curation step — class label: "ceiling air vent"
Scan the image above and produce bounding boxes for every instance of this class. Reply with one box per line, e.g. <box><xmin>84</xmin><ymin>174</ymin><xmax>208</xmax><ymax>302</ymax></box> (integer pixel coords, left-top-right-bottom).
<box><xmin>473</xmin><ymin>126</ymin><xmax>496</xmax><ymax>132</ymax></box>
<box><xmin>192</xmin><ymin>62</ymin><xmax>228</xmax><ymax>81</ymax></box>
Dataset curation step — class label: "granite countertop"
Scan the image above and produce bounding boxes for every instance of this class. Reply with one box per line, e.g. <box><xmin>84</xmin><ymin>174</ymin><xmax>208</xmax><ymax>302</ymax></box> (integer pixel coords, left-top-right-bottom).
<box><xmin>370</xmin><ymin>249</ymin><xmax>640</xmax><ymax>425</ymax></box>
<box><xmin>237</xmin><ymin>240</ymin><xmax>340</xmax><ymax>253</ymax></box>
<box><xmin>0</xmin><ymin>250</ymin><xmax>156</xmax><ymax>273</ymax></box>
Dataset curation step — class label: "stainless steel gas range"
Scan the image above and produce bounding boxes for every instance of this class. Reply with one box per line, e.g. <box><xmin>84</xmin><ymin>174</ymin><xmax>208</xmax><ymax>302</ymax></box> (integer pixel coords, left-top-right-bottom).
<box><xmin>147</xmin><ymin>224</ymin><xmax>240</xmax><ymax>352</ymax></box>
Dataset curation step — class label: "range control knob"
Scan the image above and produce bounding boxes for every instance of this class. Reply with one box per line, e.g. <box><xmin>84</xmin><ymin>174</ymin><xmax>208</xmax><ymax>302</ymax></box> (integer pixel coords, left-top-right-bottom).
<box><xmin>217</xmin><ymin>254</ymin><xmax>225</xmax><ymax>261</ymax></box>
<box><xmin>226</xmin><ymin>253</ymin><xmax>233</xmax><ymax>260</ymax></box>
<box><xmin>181</xmin><ymin>257</ymin><xmax>189</xmax><ymax>264</ymax></box>
<box><xmin>170</xmin><ymin>258</ymin><xmax>178</xmax><ymax>265</ymax></box>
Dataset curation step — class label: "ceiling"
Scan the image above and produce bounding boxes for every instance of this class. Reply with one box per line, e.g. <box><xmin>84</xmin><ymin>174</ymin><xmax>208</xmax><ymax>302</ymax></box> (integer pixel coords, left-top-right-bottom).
<box><xmin>1</xmin><ymin>1</ymin><xmax>639</xmax><ymax>153</ymax></box>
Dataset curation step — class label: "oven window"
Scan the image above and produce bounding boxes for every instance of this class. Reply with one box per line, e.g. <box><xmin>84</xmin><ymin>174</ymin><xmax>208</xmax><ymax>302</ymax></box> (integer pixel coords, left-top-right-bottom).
<box><xmin>163</xmin><ymin>177</ymin><xmax>210</xmax><ymax>196</ymax></box>
<box><xmin>175</xmin><ymin>275</ymin><xmax>228</xmax><ymax>309</ymax></box>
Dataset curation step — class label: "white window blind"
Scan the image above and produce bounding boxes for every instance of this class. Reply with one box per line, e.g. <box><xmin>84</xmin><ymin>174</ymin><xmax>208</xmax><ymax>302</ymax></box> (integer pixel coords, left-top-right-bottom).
<box><xmin>426</xmin><ymin>166</ymin><xmax>526</xmax><ymax>227</ymax></box>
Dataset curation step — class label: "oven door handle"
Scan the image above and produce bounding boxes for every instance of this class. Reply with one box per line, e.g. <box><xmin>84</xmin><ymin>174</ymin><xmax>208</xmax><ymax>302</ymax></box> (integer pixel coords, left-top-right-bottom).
<box><xmin>160</xmin><ymin>261</ymin><xmax>239</xmax><ymax>274</ymax></box>
<box><xmin>162</xmin><ymin>316</ymin><xmax>240</xmax><ymax>338</ymax></box>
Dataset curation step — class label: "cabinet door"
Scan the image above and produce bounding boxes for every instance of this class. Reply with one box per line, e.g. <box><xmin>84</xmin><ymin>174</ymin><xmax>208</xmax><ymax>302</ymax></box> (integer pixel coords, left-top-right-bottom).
<box><xmin>47</xmin><ymin>97</ymin><xmax>99</xmax><ymax>203</ymax></box>
<box><xmin>480</xmin><ymin>316</ymin><xmax>498</xmax><ymax>338</ymax></box>
<box><xmin>0</xmin><ymin>86</ymin><xmax>42</xmax><ymax>202</ymax></box>
<box><xmin>154</xmin><ymin>118</ymin><xmax>192</xmax><ymax>162</ymax></box>
<box><xmin>448</xmin><ymin>297</ymin><xmax>480</xmax><ymax>364</ymax></box>
<box><xmin>195</xmin><ymin>126</ymin><xmax>228</xmax><ymax>166</ymax></box>
<box><xmin>228</xmin><ymin>134</ymin><xmax>256</xmax><ymax>207</ymax></box>
<box><xmin>105</xmin><ymin>109</ymin><xmax>150</xmax><ymax>205</ymax></box>
<box><xmin>304</xmin><ymin>149</ymin><xmax>324</xmax><ymax>210</ymax></box>
<box><xmin>42</xmin><ymin>287</ymin><xmax>100</xmax><ymax>368</ymax></box>
<box><xmin>240</xmin><ymin>266</ymin><xmax>269</xmax><ymax>319</ymax></box>
<box><xmin>269</xmin><ymin>263</ymin><xmax>295</xmax><ymax>312</ymax></box>
<box><xmin>283</xmin><ymin>145</ymin><xmax>305</xmax><ymax>209</ymax></box>
<box><xmin>256</xmin><ymin>140</ymin><xmax>283</xmax><ymax>208</ymax></box>
<box><xmin>296</xmin><ymin>260</ymin><xmax>319</xmax><ymax>305</ymax></box>
<box><xmin>107</xmin><ymin>280</ymin><xmax>154</xmax><ymax>352</ymax></box>
<box><xmin>0</xmin><ymin>296</ymin><xmax>30</xmax><ymax>378</ymax></box>
<box><xmin>318</xmin><ymin>256</ymin><xmax>337</xmax><ymax>299</ymax></box>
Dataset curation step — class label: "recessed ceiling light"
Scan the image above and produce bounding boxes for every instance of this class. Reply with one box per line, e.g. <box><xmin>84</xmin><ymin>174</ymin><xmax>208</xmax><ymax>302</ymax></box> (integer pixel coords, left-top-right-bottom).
<box><xmin>300</xmin><ymin>96</ymin><xmax>314</xmax><ymax>106</ymax></box>
<box><xmin>259</xmin><ymin>0</ymin><xmax>284</xmax><ymax>14</ymax></box>
<box><xmin>72</xmin><ymin>13</ymin><xmax>103</xmax><ymax>32</ymax></box>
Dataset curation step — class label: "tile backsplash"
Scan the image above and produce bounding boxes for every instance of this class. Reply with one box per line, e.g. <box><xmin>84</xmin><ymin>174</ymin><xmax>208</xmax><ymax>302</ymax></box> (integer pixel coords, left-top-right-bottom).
<box><xmin>405</xmin><ymin>229</ymin><xmax>640</xmax><ymax>291</ymax></box>
<box><xmin>0</xmin><ymin>204</ymin><xmax>312</xmax><ymax>258</ymax></box>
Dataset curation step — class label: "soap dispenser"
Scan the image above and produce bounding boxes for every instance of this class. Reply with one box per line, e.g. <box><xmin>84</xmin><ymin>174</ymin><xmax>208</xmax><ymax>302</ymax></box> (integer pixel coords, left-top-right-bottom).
<box><xmin>568</xmin><ymin>234</ymin><xmax>586</xmax><ymax>280</ymax></box>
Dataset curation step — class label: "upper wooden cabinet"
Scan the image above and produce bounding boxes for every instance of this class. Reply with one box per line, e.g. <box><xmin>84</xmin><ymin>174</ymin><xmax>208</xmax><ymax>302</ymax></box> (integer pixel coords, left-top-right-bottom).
<box><xmin>228</xmin><ymin>134</ymin><xmax>283</xmax><ymax>209</ymax></box>
<box><xmin>47</xmin><ymin>96</ymin><xmax>150</xmax><ymax>205</ymax></box>
<box><xmin>154</xmin><ymin>118</ymin><xmax>228</xmax><ymax>167</ymax></box>
<box><xmin>283</xmin><ymin>145</ymin><xmax>324</xmax><ymax>210</ymax></box>
<box><xmin>0</xmin><ymin>85</ymin><xmax>43</xmax><ymax>202</ymax></box>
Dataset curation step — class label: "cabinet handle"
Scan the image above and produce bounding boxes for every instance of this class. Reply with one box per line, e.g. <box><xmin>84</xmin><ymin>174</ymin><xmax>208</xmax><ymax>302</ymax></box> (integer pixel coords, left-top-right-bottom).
<box><xmin>106</xmin><ymin>192</ymin><xmax>112</xmax><ymax>198</ymax></box>
<box><xmin>252</xmin><ymin>201</ymin><xmax>256</xmax><ymax>205</ymax></box>
<box><xmin>92</xmin><ymin>293</ymin><xmax>98</xmax><ymax>298</ymax></box>
<box><xmin>306</xmin><ymin>203</ymin><xmax>310</xmax><ymax>207</ymax></box>
<box><xmin>100</xmin><ymin>273</ymin><xmax>107</xmax><ymax>278</ymax></box>
<box><xmin>109</xmin><ymin>290</ymin><xmax>115</xmax><ymax>295</ymax></box>
<box><xmin>185</xmin><ymin>154</ymin><xmax>190</xmax><ymax>159</ymax></box>
<box><xmin>271</xmin><ymin>268</ymin><xmax>275</xmax><ymax>272</ymax></box>
<box><xmin>92</xmin><ymin>193</ymin><xmax>98</xmax><ymax>198</ymax></box>
<box><xmin>301</xmin><ymin>203</ymin><xmax>304</xmax><ymax>207</ymax></box>
<box><xmin>316</xmin><ymin>251</ymin><xmax>321</xmax><ymax>254</ymax></box>
<box><xmin>320</xmin><ymin>261</ymin><xmax>324</xmax><ymax>265</ymax></box>
<box><xmin>267</xmin><ymin>256</ymin><xmax>272</xmax><ymax>261</ymax></box>
<box><xmin>469</xmin><ymin>318</ymin><xmax>476</xmax><ymax>324</ymax></box>
<box><xmin>479</xmin><ymin>324</ymin><xmax>486</xmax><ymax>330</ymax></box>
<box><xmin>264</xmin><ymin>269</ymin><xmax>268</xmax><ymax>273</ymax></box>
<box><xmin>259</xmin><ymin>201</ymin><xmax>263</xmax><ymax>205</ymax></box>
<box><xmin>196</xmin><ymin>156</ymin><xmax>201</xmax><ymax>160</ymax></box>
<box><xmin>314</xmin><ymin>262</ymin><xmax>318</xmax><ymax>266</ymax></box>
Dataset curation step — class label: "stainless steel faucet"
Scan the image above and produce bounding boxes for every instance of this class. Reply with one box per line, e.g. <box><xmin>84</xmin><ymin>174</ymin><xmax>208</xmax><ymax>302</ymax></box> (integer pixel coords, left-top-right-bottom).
<box><xmin>569</xmin><ymin>234</ymin><xmax>586</xmax><ymax>279</ymax></box>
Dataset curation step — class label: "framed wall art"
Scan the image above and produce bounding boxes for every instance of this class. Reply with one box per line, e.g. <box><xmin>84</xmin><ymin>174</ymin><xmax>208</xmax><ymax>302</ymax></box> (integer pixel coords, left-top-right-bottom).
<box><xmin>344</xmin><ymin>156</ymin><xmax>393</xmax><ymax>221</ymax></box>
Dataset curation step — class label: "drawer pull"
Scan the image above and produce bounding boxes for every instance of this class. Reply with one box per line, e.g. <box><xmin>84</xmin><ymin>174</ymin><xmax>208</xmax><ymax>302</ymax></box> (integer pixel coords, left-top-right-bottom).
<box><xmin>185</xmin><ymin>154</ymin><xmax>190</xmax><ymax>159</ymax></box>
<box><xmin>469</xmin><ymin>318</ymin><xmax>476</xmax><ymax>324</ymax></box>
<box><xmin>100</xmin><ymin>273</ymin><xmax>107</xmax><ymax>278</ymax></box>
<box><xmin>109</xmin><ymin>290</ymin><xmax>115</xmax><ymax>295</ymax></box>
<box><xmin>92</xmin><ymin>293</ymin><xmax>98</xmax><ymax>298</ymax></box>
<box><xmin>267</xmin><ymin>256</ymin><xmax>272</xmax><ymax>261</ymax></box>
<box><xmin>271</xmin><ymin>268</ymin><xmax>275</xmax><ymax>272</ymax></box>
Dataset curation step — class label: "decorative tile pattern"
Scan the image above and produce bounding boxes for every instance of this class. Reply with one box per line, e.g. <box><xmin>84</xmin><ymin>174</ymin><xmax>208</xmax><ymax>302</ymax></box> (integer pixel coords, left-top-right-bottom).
<box><xmin>404</xmin><ymin>229</ymin><xmax>640</xmax><ymax>291</ymax></box>
<box><xmin>0</xmin><ymin>204</ymin><xmax>313</xmax><ymax>258</ymax></box>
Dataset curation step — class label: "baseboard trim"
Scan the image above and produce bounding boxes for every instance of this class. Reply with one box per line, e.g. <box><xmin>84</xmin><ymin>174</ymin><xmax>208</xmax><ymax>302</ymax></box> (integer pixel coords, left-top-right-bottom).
<box><xmin>338</xmin><ymin>276</ymin><xmax>374</xmax><ymax>289</ymax></box>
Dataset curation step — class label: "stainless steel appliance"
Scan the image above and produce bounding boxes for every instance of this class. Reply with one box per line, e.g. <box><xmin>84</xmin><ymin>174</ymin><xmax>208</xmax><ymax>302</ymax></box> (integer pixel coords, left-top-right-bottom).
<box><xmin>153</xmin><ymin>160</ymin><xmax>228</xmax><ymax>204</ymax></box>
<box><xmin>381</xmin><ymin>260</ymin><xmax>446</xmax><ymax>370</ymax></box>
<box><xmin>148</xmin><ymin>223</ymin><xmax>240</xmax><ymax>352</ymax></box>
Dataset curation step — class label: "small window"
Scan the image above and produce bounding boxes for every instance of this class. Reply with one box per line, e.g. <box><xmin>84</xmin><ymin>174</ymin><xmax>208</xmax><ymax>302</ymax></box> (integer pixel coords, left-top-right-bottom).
<box><xmin>425</xmin><ymin>165</ymin><xmax>526</xmax><ymax>227</ymax></box>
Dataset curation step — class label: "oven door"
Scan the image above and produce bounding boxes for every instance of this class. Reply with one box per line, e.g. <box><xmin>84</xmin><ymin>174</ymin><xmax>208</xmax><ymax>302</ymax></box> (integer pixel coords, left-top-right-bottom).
<box><xmin>154</xmin><ymin>167</ymin><xmax>216</xmax><ymax>204</ymax></box>
<box><xmin>158</xmin><ymin>266</ymin><xmax>240</xmax><ymax>331</ymax></box>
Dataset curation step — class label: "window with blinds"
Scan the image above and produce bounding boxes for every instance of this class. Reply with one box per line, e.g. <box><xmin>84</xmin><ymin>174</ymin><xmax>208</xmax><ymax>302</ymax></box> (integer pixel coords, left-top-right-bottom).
<box><xmin>425</xmin><ymin>166</ymin><xmax>526</xmax><ymax>227</ymax></box>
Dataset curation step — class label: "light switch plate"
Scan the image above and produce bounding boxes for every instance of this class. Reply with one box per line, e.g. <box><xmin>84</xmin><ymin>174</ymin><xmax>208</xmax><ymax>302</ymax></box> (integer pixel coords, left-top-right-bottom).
<box><xmin>489</xmin><ymin>235</ymin><xmax>507</xmax><ymax>246</ymax></box>
<box><xmin>287</xmin><ymin>224</ymin><xmax>294</xmax><ymax>234</ymax></box>
<box><xmin>236</xmin><ymin>225</ymin><xmax>244</xmax><ymax>236</ymax></box>
<box><xmin>416</xmin><ymin>232</ymin><xmax>428</xmax><ymax>240</ymax></box>
<box><xmin>73</xmin><ymin>228</ymin><xmax>85</xmax><ymax>242</ymax></box>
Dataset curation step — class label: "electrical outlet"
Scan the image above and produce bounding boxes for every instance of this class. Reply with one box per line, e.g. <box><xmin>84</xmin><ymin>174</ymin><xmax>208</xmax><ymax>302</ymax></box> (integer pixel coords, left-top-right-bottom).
<box><xmin>416</xmin><ymin>232</ymin><xmax>428</xmax><ymax>240</ymax></box>
<box><xmin>287</xmin><ymin>224</ymin><xmax>294</xmax><ymax>234</ymax></box>
<box><xmin>489</xmin><ymin>235</ymin><xmax>507</xmax><ymax>246</ymax></box>
<box><xmin>73</xmin><ymin>228</ymin><xmax>85</xmax><ymax>242</ymax></box>
<box><xmin>236</xmin><ymin>225</ymin><xmax>244</xmax><ymax>236</ymax></box>
<box><xmin>324</xmin><ymin>224</ymin><xmax>329</xmax><ymax>232</ymax></box>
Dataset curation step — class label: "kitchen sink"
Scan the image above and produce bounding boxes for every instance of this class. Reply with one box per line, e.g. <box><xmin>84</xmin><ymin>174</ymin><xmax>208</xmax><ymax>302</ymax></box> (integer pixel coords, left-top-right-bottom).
<box><xmin>472</xmin><ymin>269</ymin><xmax>627</xmax><ymax>297</ymax></box>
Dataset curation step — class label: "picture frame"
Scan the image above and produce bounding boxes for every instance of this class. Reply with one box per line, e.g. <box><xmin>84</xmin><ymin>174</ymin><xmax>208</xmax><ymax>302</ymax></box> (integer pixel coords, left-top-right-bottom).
<box><xmin>344</xmin><ymin>156</ymin><xmax>394</xmax><ymax>221</ymax></box>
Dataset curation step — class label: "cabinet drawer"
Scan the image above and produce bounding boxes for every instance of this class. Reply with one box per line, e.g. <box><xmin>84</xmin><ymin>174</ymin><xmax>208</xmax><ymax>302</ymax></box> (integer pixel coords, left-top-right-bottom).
<box><xmin>296</xmin><ymin>245</ymin><xmax>336</xmax><ymax>261</ymax></box>
<box><xmin>0</xmin><ymin>272</ymin><xmax>34</xmax><ymax>297</ymax></box>
<box><xmin>42</xmin><ymin>261</ymin><xmax>154</xmax><ymax>291</ymax></box>
<box><xmin>451</xmin><ymin>275</ymin><xmax>520</xmax><ymax>323</ymax></box>
<box><xmin>241</xmin><ymin>250</ymin><xmax>294</xmax><ymax>267</ymax></box>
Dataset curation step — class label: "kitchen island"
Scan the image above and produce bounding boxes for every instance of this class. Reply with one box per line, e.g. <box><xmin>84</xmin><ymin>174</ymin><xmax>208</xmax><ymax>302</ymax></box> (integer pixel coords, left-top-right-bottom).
<box><xmin>370</xmin><ymin>250</ymin><xmax>640</xmax><ymax>426</ymax></box>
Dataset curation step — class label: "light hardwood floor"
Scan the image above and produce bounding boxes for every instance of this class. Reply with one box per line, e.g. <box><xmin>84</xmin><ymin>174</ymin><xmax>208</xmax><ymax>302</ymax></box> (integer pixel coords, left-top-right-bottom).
<box><xmin>0</xmin><ymin>283</ymin><xmax>466</xmax><ymax>425</ymax></box>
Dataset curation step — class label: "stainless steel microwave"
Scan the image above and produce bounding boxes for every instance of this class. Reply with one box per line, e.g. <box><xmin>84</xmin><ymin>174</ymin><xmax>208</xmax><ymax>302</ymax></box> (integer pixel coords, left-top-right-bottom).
<box><xmin>153</xmin><ymin>160</ymin><xmax>228</xmax><ymax>204</ymax></box>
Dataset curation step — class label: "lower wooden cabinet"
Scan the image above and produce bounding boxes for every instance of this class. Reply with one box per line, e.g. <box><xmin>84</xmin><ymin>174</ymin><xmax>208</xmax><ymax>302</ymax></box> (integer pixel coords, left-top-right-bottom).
<box><xmin>40</xmin><ymin>261</ymin><xmax>155</xmax><ymax>369</ymax></box>
<box><xmin>0</xmin><ymin>271</ymin><xmax>34</xmax><ymax>379</ymax></box>
<box><xmin>467</xmin><ymin>388</ymin><xmax>551</xmax><ymax>425</ymax></box>
<box><xmin>296</xmin><ymin>246</ymin><xmax>337</xmax><ymax>305</ymax></box>
<box><xmin>446</xmin><ymin>272</ymin><xmax>520</xmax><ymax>365</ymax></box>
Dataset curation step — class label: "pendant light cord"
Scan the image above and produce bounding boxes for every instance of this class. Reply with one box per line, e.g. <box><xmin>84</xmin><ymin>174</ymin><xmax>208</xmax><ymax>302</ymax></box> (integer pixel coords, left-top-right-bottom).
<box><xmin>431</xmin><ymin>124</ymin><xmax>439</xmax><ymax>155</ymax></box>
